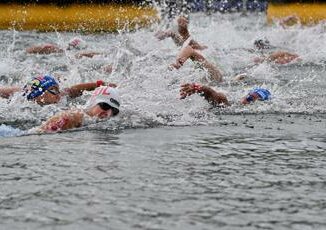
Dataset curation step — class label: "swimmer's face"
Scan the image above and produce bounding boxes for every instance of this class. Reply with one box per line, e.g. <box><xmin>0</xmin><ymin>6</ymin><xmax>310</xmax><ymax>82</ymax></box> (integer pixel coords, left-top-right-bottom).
<box><xmin>240</xmin><ymin>92</ymin><xmax>259</xmax><ymax>105</ymax></box>
<box><xmin>254</xmin><ymin>39</ymin><xmax>270</xmax><ymax>50</ymax></box>
<box><xmin>88</xmin><ymin>103</ymin><xmax>113</xmax><ymax>119</ymax></box>
<box><xmin>34</xmin><ymin>86</ymin><xmax>61</xmax><ymax>105</ymax></box>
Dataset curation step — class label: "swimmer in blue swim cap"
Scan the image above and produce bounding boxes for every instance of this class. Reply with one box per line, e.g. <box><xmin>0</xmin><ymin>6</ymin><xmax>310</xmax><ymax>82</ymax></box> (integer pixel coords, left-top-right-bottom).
<box><xmin>180</xmin><ymin>83</ymin><xmax>271</xmax><ymax>107</ymax></box>
<box><xmin>35</xmin><ymin>86</ymin><xmax>120</xmax><ymax>133</ymax></box>
<box><xmin>240</xmin><ymin>87</ymin><xmax>271</xmax><ymax>105</ymax></box>
<box><xmin>0</xmin><ymin>75</ymin><xmax>117</xmax><ymax>106</ymax></box>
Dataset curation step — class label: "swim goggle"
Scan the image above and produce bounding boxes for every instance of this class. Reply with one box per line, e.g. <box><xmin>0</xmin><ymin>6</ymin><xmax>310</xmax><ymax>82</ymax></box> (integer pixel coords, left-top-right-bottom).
<box><xmin>245</xmin><ymin>93</ymin><xmax>257</xmax><ymax>103</ymax></box>
<box><xmin>25</xmin><ymin>86</ymin><xmax>60</xmax><ymax>100</ymax></box>
<box><xmin>97</xmin><ymin>102</ymin><xmax>119</xmax><ymax>116</ymax></box>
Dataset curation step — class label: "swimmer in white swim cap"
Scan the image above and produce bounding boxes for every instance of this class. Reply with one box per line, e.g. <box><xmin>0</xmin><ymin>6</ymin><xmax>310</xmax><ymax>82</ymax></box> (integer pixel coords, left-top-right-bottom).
<box><xmin>37</xmin><ymin>86</ymin><xmax>120</xmax><ymax>133</ymax></box>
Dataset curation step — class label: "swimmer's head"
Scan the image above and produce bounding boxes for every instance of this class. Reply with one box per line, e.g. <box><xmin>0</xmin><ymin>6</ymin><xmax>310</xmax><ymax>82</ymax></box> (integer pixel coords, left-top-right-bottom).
<box><xmin>24</xmin><ymin>75</ymin><xmax>60</xmax><ymax>101</ymax></box>
<box><xmin>254</xmin><ymin>39</ymin><xmax>271</xmax><ymax>50</ymax></box>
<box><xmin>67</xmin><ymin>37</ymin><xmax>87</xmax><ymax>50</ymax></box>
<box><xmin>233</xmin><ymin>73</ymin><xmax>249</xmax><ymax>82</ymax></box>
<box><xmin>241</xmin><ymin>87</ymin><xmax>271</xmax><ymax>104</ymax></box>
<box><xmin>85</xmin><ymin>86</ymin><xmax>120</xmax><ymax>117</ymax></box>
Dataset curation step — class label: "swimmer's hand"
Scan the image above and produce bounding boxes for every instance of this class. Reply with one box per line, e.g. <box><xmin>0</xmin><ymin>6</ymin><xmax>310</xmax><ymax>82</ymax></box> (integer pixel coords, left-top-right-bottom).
<box><xmin>96</xmin><ymin>80</ymin><xmax>117</xmax><ymax>88</ymax></box>
<box><xmin>27</xmin><ymin>127</ymin><xmax>43</xmax><ymax>135</ymax></box>
<box><xmin>169</xmin><ymin>57</ymin><xmax>187</xmax><ymax>70</ymax></box>
<box><xmin>180</xmin><ymin>83</ymin><xmax>202</xmax><ymax>99</ymax></box>
<box><xmin>233</xmin><ymin>73</ymin><xmax>248</xmax><ymax>82</ymax></box>
<box><xmin>177</xmin><ymin>16</ymin><xmax>189</xmax><ymax>28</ymax></box>
<box><xmin>155</xmin><ymin>30</ymin><xmax>173</xmax><ymax>40</ymax></box>
<box><xmin>189</xmin><ymin>40</ymin><xmax>208</xmax><ymax>50</ymax></box>
<box><xmin>101</xmin><ymin>64</ymin><xmax>113</xmax><ymax>74</ymax></box>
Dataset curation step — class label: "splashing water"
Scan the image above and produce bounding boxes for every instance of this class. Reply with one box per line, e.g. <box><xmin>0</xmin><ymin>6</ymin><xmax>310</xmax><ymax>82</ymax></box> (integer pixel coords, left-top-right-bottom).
<box><xmin>0</xmin><ymin>13</ymin><xmax>325</xmax><ymax>132</ymax></box>
<box><xmin>0</xmin><ymin>124</ymin><xmax>25</xmax><ymax>137</ymax></box>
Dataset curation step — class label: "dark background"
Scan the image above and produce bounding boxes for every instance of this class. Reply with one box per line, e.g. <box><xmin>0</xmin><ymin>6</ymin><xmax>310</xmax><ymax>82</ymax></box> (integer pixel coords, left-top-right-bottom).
<box><xmin>0</xmin><ymin>0</ymin><xmax>324</xmax><ymax>5</ymax></box>
<box><xmin>0</xmin><ymin>0</ymin><xmax>147</xmax><ymax>4</ymax></box>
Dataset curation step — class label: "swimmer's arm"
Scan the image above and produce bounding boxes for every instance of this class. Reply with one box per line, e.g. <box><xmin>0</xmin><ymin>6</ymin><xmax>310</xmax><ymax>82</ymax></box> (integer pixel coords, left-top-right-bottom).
<box><xmin>26</xmin><ymin>44</ymin><xmax>63</xmax><ymax>54</ymax></box>
<box><xmin>177</xmin><ymin>16</ymin><xmax>207</xmax><ymax>50</ymax></box>
<box><xmin>39</xmin><ymin>110</ymin><xmax>84</xmax><ymax>133</ymax></box>
<box><xmin>177</xmin><ymin>16</ymin><xmax>190</xmax><ymax>41</ymax></box>
<box><xmin>0</xmin><ymin>86</ymin><xmax>21</xmax><ymax>98</ymax></box>
<box><xmin>253</xmin><ymin>55</ymin><xmax>266</xmax><ymax>64</ymax></box>
<box><xmin>180</xmin><ymin>83</ymin><xmax>230</xmax><ymax>106</ymax></box>
<box><xmin>172</xmin><ymin>45</ymin><xmax>222</xmax><ymax>82</ymax></box>
<box><xmin>267</xmin><ymin>51</ymin><xmax>299</xmax><ymax>64</ymax></box>
<box><xmin>75</xmin><ymin>51</ymin><xmax>102</xmax><ymax>59</ymax></box>
<box><xmin>155</xmin><ymin>30</ymin><xmax>184</xmax><ymax>46</ymax></box>
<box><xmin>198</xmin><ymin>58</ymin><xmax>223</xmax><ymax>82</ymax></box>
<box><xmin>188</xmin><ymin>40</ymin><xmax>208</xmax><ymax>50</ymax></box>
<box><xmin>170</xmin><ymin>45</ymin><xmax>197</xmax><ymax>69</ymax></box>
<box><xmin>63</xmin><ymin>81</ymin><xmax>117</xmax><ymax>98</ymax></box>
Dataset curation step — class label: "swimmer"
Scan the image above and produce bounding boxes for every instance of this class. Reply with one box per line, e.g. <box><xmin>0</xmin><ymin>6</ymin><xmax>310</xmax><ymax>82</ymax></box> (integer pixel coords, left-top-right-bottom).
<box><xmin>252</xmin><ymin>39</ymin><xmax>300</xmax><ymax>65</ymax></box>
<box><xmin>26</xmin><ymin>37</ymin><xmax>88</xmax><ymax>54</ymax></box>
<box><xmin>170</xmin><ymin>44</ymin><xmax>223</xmax><ymax>82</ymax></box>
<box><xmin>279</xmin><ymin>15</ymin><xmax>300</xmax><ymax>28</ymax></box>
<box><xmin>254</xmin><ymin>51</ymin><xmax>300</xmax><ymax>65</ymax></box>
<box><xmin>155</xmin><ymin>16</ymin><xmax>207</xmax><ymax>50</ymax></box>
<box><xmin>0</xmin><ymin>75</ymin><xmax>116</xmax><ymax>106</ymax></box>
<box><xmin>180</xmin><ymin>83</ymin><xmax>271</xmax><ymax>106</ymax></box>
<box><xmin>36</xmin><ymin>86</ymin><xmax>120</xmax><ymax>133</ymax></box>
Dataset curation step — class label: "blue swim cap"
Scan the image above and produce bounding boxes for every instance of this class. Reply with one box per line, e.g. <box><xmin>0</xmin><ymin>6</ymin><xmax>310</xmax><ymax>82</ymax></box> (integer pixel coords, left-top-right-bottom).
<box><xmin>24</xmin><ymin>75</ymin><xmax>59</xmax><ymax>100</ymax></box>
<box><xmin>250</xmin><ymin>88</ymin><xmax>271</xmax><ymax>101</ymax></box>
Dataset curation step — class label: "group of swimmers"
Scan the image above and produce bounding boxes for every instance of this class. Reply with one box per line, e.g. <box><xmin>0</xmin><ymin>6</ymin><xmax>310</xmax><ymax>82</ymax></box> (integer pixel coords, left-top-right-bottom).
<box><xmin>155</xmin><ymin>16</ymin><xmax>300</xmax><ymax>107</ymax></box>
<box><xmin>1</xmin><ymin>38</ymin><xmax>120</xmax><ymax>133</ymax></box>
<box><xmin>0</xmin><ymin>15</ymin><xmax>301</xmax><ymax>133</ymax></box>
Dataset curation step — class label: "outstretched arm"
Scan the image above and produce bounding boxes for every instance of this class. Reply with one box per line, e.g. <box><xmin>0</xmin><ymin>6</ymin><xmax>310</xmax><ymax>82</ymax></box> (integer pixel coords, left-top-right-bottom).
<box><xmin>180</xmin><ymin>83</ymin><xmax>230</xmax><ymax>106</ymax></box>
<box><xmin>155</xmin><ymin>30</ymin><xmax>185</xmax><ymax>46</ymax></box>
<box><xmin>63</xmin><ymin>80</ymin><xmax>117</xmax><ymax>99</ymax></box>
<box><xmin>75</xmin><ymin>51</ymin><xmax>102</xmax><ymax>59</ymax></box>
<box><xmin>155</xmin><ymin>16</ymin><xmax>207</xmax><ymax>50</ymax></box>
<box><xmin>177</xmin><ymin>16</ymin><xmax>207</xmax><ymax>50</ymax></box>
<box><xmin>254</xmin><ymin>51</ymin><xmax>299</xmax><ymax>65</ymax></box>
<box><xmin>171</xmin><ymin>45</ymin><xmax>223</xmax><ymax>82</ymax></box>
<box><xmin>26</xmin><ymin>44</ymin><xmax>63</xmax><ymax>54</ymax></box>
<box><xmin>0</xmin><ymin>86</ymin><xmax>21</xmax><ymax>98</ymax></box>
<box><xmin>38</xmin><ymin>110</ymin><xmax>84</xmax><ymax>133</ymax></box>
<box><xmin>177</xmin><ymin>16</ymin><xmax>190</xmax><ymax>41</ymax></box>
<box><xmin>267</xmin><ymin>51</ymin><xmax>299</xmax><ymax>64</ymax></box>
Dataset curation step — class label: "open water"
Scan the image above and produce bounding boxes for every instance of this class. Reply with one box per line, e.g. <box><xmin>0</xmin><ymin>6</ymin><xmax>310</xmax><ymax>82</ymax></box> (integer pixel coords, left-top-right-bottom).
<box><xmin>0</xmin><ymin>12</ymin><xmax>326</xmax><ymax>229</ymax></box>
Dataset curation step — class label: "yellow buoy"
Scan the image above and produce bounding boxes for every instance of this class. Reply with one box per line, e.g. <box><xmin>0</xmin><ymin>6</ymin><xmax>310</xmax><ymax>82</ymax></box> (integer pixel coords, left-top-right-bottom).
<box><xmin>267</xmin><ymin>3</ymin><xmax>326</xmax><ymax>25</ymax></box>
<box><xmin>0</xmin><ymin>4</ymin><xmax>159</xmax><ymax>32</ymax></box>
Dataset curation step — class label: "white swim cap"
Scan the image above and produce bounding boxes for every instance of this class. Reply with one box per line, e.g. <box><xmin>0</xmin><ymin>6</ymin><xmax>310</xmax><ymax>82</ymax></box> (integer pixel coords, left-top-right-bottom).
<box><xmin>68</xmin><ymin>37</ymin><xmax>87</xmax><ymax>50</ymax></box>
<box><xmin>85</xmin><ymin>86</ymin><xmax>120</xmax><ymax>115</ymax></box>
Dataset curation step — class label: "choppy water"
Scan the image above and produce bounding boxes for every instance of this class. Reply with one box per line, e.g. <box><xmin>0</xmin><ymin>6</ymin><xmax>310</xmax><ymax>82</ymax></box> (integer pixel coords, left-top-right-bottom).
<box><xmin>0</xmin><ymin>12</ymin><xmax>326</xmax><ymax>229</ymax></box>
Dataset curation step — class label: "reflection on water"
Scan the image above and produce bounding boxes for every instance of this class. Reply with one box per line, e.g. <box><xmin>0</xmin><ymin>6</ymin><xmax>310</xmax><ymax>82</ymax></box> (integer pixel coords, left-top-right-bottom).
<box><xmin>1</xmin><ymin>114</ymin><xmax>326</xmax><ymax>229</ymax></box>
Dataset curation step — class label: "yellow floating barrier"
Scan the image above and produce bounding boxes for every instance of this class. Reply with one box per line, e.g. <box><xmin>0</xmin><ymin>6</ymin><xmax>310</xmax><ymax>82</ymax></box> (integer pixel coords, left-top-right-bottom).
<box><xmin>267</xmin><ymin>3</ymin><xmax>326</xmax><ymax>25</ymax></box>
<box><xmin>0</xmin><ymin>4</ymin><xmax>159</xmax><ymax>32</ymax></box>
